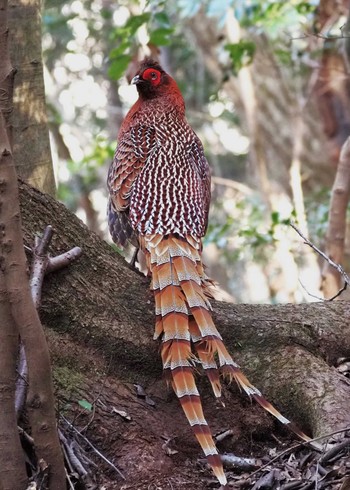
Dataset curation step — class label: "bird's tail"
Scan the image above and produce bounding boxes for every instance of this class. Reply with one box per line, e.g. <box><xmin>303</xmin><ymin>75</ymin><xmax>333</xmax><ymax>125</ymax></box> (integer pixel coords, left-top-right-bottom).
<box><xmin>141</xmin><ymin>233</ymin><xmax>311</xmax><ymax>485</ymax></box>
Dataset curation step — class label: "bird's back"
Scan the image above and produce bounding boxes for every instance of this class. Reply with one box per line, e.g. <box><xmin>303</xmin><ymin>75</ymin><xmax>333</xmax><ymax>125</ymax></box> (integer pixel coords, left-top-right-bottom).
<box><xmin>127</xmin><ymin>107</ymin><xmax>210</xmax><ymax>237</ymax></box>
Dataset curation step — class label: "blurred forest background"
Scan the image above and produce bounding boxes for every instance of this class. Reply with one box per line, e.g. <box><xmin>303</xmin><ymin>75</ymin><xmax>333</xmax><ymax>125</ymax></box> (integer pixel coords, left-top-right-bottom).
<box><xmin>39</xmin><ymin>0</ymin><xmax>350</xmax><ymax>304</ymax></box>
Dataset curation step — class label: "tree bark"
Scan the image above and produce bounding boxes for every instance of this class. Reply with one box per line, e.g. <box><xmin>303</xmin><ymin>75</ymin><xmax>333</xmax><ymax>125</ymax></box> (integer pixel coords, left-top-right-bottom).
<box><xmin>7</xmin><ymin>0</ymin><xmax>56</xmax><ymax>195</ymax></box>
<box><xmin>322</xmin><ymin>137</ymin><xmax>350</xmax><ymax>298</ymax></box>
<box><xmin>19</xmin><ymin>179</ymin><xmax>350</xmax><ymax>440</ymax></box>
<box><xmin>0</xmin><ymin>275</ymin><xmax>27</xmax><ymax>489</ymax></box>
<box><xmin>0</xmin><ymin>0</ymin><xmax>15</xmax><ymax>141</ymax></box>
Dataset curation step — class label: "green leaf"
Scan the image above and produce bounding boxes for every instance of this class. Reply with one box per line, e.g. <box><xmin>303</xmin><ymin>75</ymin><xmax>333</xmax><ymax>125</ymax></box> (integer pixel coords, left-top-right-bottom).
<box><xmin>125</xmin><ymin>13</ymin><xmax>151</xmax><ymax>35</ymax></box>
<box><xmin>110</xmin><ymin>41</ymin><xmax>130</xmax><ymax>59</ymax></box>
<box><xmin>149</xmin><ymin>27</ymin><xmax>174</xmax><ymax>46</ymax></box>
<box><xmin>78</xmin><ymin>399</ymin><xmax>93</xmax><ymax>411</ymax></box>
<box><xmin>108</xmin><ymin>55</ymin><xmax>131</xmax><ymax>80</ymax></box>
<box><xmin>271</xmin><ymin>211</ymin><xmax>280</xmax><ymax>225</ymax></box>
<box><xmin>154</xmin><ymin>12</ymin><xmax>170</xmax><ymax>27</ymax></box>
<box><xmin>295</xmin><ymin>2</ymin><xmax>316</xmax><ymax>14</ymax></box>
<box><xmin>225</xmin><ymin>40</ymin><xmax>256</xmax><ymax>72</ymax></box>
<box><xmin>100</xmin><ymin>8</ymin><xmax>113</xmax><ymax>20</ymax></box>
<box><xmin>274</xmin><ymin>48</ymin><xmax>292</xmax><ymax>65</ymax></box>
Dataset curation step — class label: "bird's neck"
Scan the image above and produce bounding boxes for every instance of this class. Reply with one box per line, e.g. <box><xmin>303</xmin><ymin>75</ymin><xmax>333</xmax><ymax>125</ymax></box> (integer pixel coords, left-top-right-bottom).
<box><xmin>141</xmin><ymin>90</ymin><xmax>185</xmax><ymax>116</ymax></box>
<box><xmin>118</xmin><ymin>86</ymin><xmax>185</xmax><ymax>139</ymax></box>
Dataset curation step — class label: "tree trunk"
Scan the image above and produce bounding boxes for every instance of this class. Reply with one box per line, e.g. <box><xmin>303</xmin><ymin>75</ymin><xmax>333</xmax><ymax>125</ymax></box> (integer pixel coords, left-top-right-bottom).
<box><xmin>0</xmin><ymin>0</ymin><xmax>15</xmax><ymax>139</ymax></box>
<box><xmin>0</xmin><ymin>111</ymin><xmax>65</xmax><ymax>489</ymax></box>
<box><xmin>0</xmin><ymin>2</ymin><xmax>64</xmax><ymax>486</ymax></box>
<box><xmin>0</xmin><ymin>3</ymin><xmax>33</xmax><ymax>488</ymax></box>
<box><xmin>19</xmin><ymin>179</ymin><xmax>350</xmax><ymax>443</ymax></box>
<box><xmin>0</xmin><ymin>276</ymin><xmax>27</xmax><ymax>490</ymax></box>
<box><xmin>7</xmin><ymin>0</ymin><xmax>56</xmax><ymax>195</ymax></box>
<box><xmin>322</xmin><ymin>137</ymin><xmax>350</xmax><ymax>298</ymax></box>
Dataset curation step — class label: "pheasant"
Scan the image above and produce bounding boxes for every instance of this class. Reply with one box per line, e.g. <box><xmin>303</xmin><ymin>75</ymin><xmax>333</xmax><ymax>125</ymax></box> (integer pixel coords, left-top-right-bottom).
<box><xmin>107</xmin><ymin>58</ymin><xmax>311</xmax><ymax>486</ymax></box>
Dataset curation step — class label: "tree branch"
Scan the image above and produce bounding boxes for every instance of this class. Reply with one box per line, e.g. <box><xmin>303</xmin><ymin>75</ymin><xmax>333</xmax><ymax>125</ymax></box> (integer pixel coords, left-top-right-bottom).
<box><xmin>290</xmin><ymin>221</ymin><xmax>350</xmax><ymax>300</ymax></box>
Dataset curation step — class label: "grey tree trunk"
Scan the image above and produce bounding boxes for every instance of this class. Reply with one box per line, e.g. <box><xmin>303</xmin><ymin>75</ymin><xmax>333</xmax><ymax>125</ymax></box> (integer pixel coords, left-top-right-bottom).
<box><xmin>8</xmin><ymin>0</ymin><xmax>56</xmax><ymax>195</ymax></box>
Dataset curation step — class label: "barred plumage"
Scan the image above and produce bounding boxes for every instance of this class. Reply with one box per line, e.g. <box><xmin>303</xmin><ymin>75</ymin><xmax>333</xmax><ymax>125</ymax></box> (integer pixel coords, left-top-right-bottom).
<box><xmin>107</xmin><ymin>58</ymin><xmax>311</xmax><ymax>486</ymax></box>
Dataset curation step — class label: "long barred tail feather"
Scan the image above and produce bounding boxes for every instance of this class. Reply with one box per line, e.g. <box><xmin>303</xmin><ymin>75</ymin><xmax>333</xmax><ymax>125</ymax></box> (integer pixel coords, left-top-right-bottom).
<box><xmin>189</xmin><ymin>317</ymin><xmax>222</xmax><ymax>399</ymax></box>
<box><xmin>164</xmin><ymin>346</ymin><xmax>226</xmax><ymax>485</ymax></box>
<box><xmin>142</xmin><ymin>233</ymin><xmax>311</xmax><ymax>485</ymax></box>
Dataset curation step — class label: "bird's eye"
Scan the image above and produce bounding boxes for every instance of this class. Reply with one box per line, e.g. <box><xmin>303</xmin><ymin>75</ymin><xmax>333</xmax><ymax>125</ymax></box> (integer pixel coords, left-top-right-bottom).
<box><xmin>142</xmin><ymin>68</ymin><xmax>161</xmax><ymax>85</ymax></box>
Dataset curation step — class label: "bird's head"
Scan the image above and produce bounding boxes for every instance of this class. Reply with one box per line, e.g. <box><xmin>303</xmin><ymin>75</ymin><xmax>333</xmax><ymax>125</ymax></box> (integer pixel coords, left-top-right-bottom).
<box><xmin>131</xmin><ymin>58</ymin><xmax>180</xmax><ymax>102</ymax></box>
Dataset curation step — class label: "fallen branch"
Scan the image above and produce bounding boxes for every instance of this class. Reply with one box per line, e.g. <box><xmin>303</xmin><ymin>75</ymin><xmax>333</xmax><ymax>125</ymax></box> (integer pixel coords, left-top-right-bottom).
<box><xmin>61</xmin><ymin>415</ymin><xmax>126</xmax><ymax>481</ymax></box>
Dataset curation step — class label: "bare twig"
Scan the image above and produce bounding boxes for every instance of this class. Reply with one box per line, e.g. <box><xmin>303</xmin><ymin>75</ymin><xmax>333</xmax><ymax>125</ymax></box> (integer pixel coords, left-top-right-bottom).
<box><xmin>61</xmin><ymin>415</ymin><xmax>126</xmax><ymax>480</ymax></box>
<box><xmin>220</xmin><ymin>453</ymin><xmax>258</xmax><ymax>471</ymax></box>
<box><xmin>71</xmin><ymin>440</ymin><xmax>98</xmax><ymax>468</ymax></box>
<box><xmin>36</xmin><ymin>225</ymin><xmax>54</xmax><ymax>256</ymax></box>
<box><xmin>47</xmin><ymin>247</ymin><xmax>82</xmax><ymax>273</ymax></box>
<box><xmin>290</xmin><ymin>28</ymin><xmax>350</xmax><ymax>42</ymax></box>
<box><xmin>16</xmin><ymin>226</ymin><xmax>56</xmax><ymax>416</ymax></box>
<box><xmin>59</xmin><ymin>429</ymin><xmax>88</xmax><ymax>477</ymax></box>
<box><xmin>211</xmin><ymin>175</ymin><xmax>253</xmax><ymax>195</ymax></box>
<box><xmin>65</xmin><ymin>469</ymin><xmax>75</xmax><ymax>490</ymax></box>
<box><xmin>15</xmin><ymin>343</ymin><xmax>29</xmax><ymax>416</ymax></box>
<box><xmin>30</xmin><ymin>228</ymin><xmax>82</xmax><ymax>302</ymax></box>
<box><xmin>245</xmin><ymin>425</ymin><xmax>350</xmax><ymax>481</ymax></box>
<box><xmin>30</xmin><ymin>226</ymin><xmax>53</xmax><ymax>309</ymax></box>
<box><xmin>18</xmin><ymin>426</ymin><xmax>34</xmax><ymax>446</ymax></box>
<box><xmin>298</xmin><ymin>279</ymin><xmax>346</xmax><ymax>302</ymax></box>
<box><xmin>319</xmin><ymin>438</ymin><xmax>350</xmax><ymax>464</ymax></box>
<box><xmin>290</xmin><ymin>222</ymin><xmax>350</xmax><ymax>300</ymax></box>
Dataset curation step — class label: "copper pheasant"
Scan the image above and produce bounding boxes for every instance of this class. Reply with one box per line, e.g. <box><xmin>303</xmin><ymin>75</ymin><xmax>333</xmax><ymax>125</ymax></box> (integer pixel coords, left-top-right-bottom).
<box><xmin>107</xmin><ymin>58</ymin><xmax>311</xmax><ymax>486</ymax></box>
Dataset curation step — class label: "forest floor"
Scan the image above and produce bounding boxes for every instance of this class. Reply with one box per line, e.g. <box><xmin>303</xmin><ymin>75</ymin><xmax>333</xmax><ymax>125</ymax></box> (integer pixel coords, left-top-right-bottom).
<box><xmin>19</xmin><ymin>180</ymin><xmax>350</xmax><ymax>489</ymax></box>
<box><xmin>48</xmin><ymin>329</ymin><xmax>350</xmax><ymax>490</ymax></box>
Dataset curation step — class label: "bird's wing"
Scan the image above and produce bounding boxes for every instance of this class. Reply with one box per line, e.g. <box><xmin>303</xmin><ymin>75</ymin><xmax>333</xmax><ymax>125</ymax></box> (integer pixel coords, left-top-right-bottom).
<box><xmin>189</xmin><ymin>133</ymin><xmax>211</xmax><ymax>234</ymax></box>
<box><xmin>107</xmin><ymin>125</ymin><xmax>157</xmax><ymax>247</ymax></box>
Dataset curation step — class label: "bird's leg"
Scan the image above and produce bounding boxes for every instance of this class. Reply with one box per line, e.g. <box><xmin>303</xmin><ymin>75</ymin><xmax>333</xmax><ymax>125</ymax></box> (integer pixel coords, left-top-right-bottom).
<box><xmin>127</xmin><ymin>246</ymin><xmax>148</xmax><ymax>279</ymax></box>
<box><xmin>128</xmin><ymin>246</ymin><xmax>139</xmax><ymax>270</ymax></box>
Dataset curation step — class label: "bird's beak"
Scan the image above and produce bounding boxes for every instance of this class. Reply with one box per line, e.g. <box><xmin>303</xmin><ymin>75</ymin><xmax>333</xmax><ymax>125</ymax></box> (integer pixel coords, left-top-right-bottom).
<box><xmin>131</xmin><ymin>75</ymin><xmax>141</xmax><ymax>85</ymax></box>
